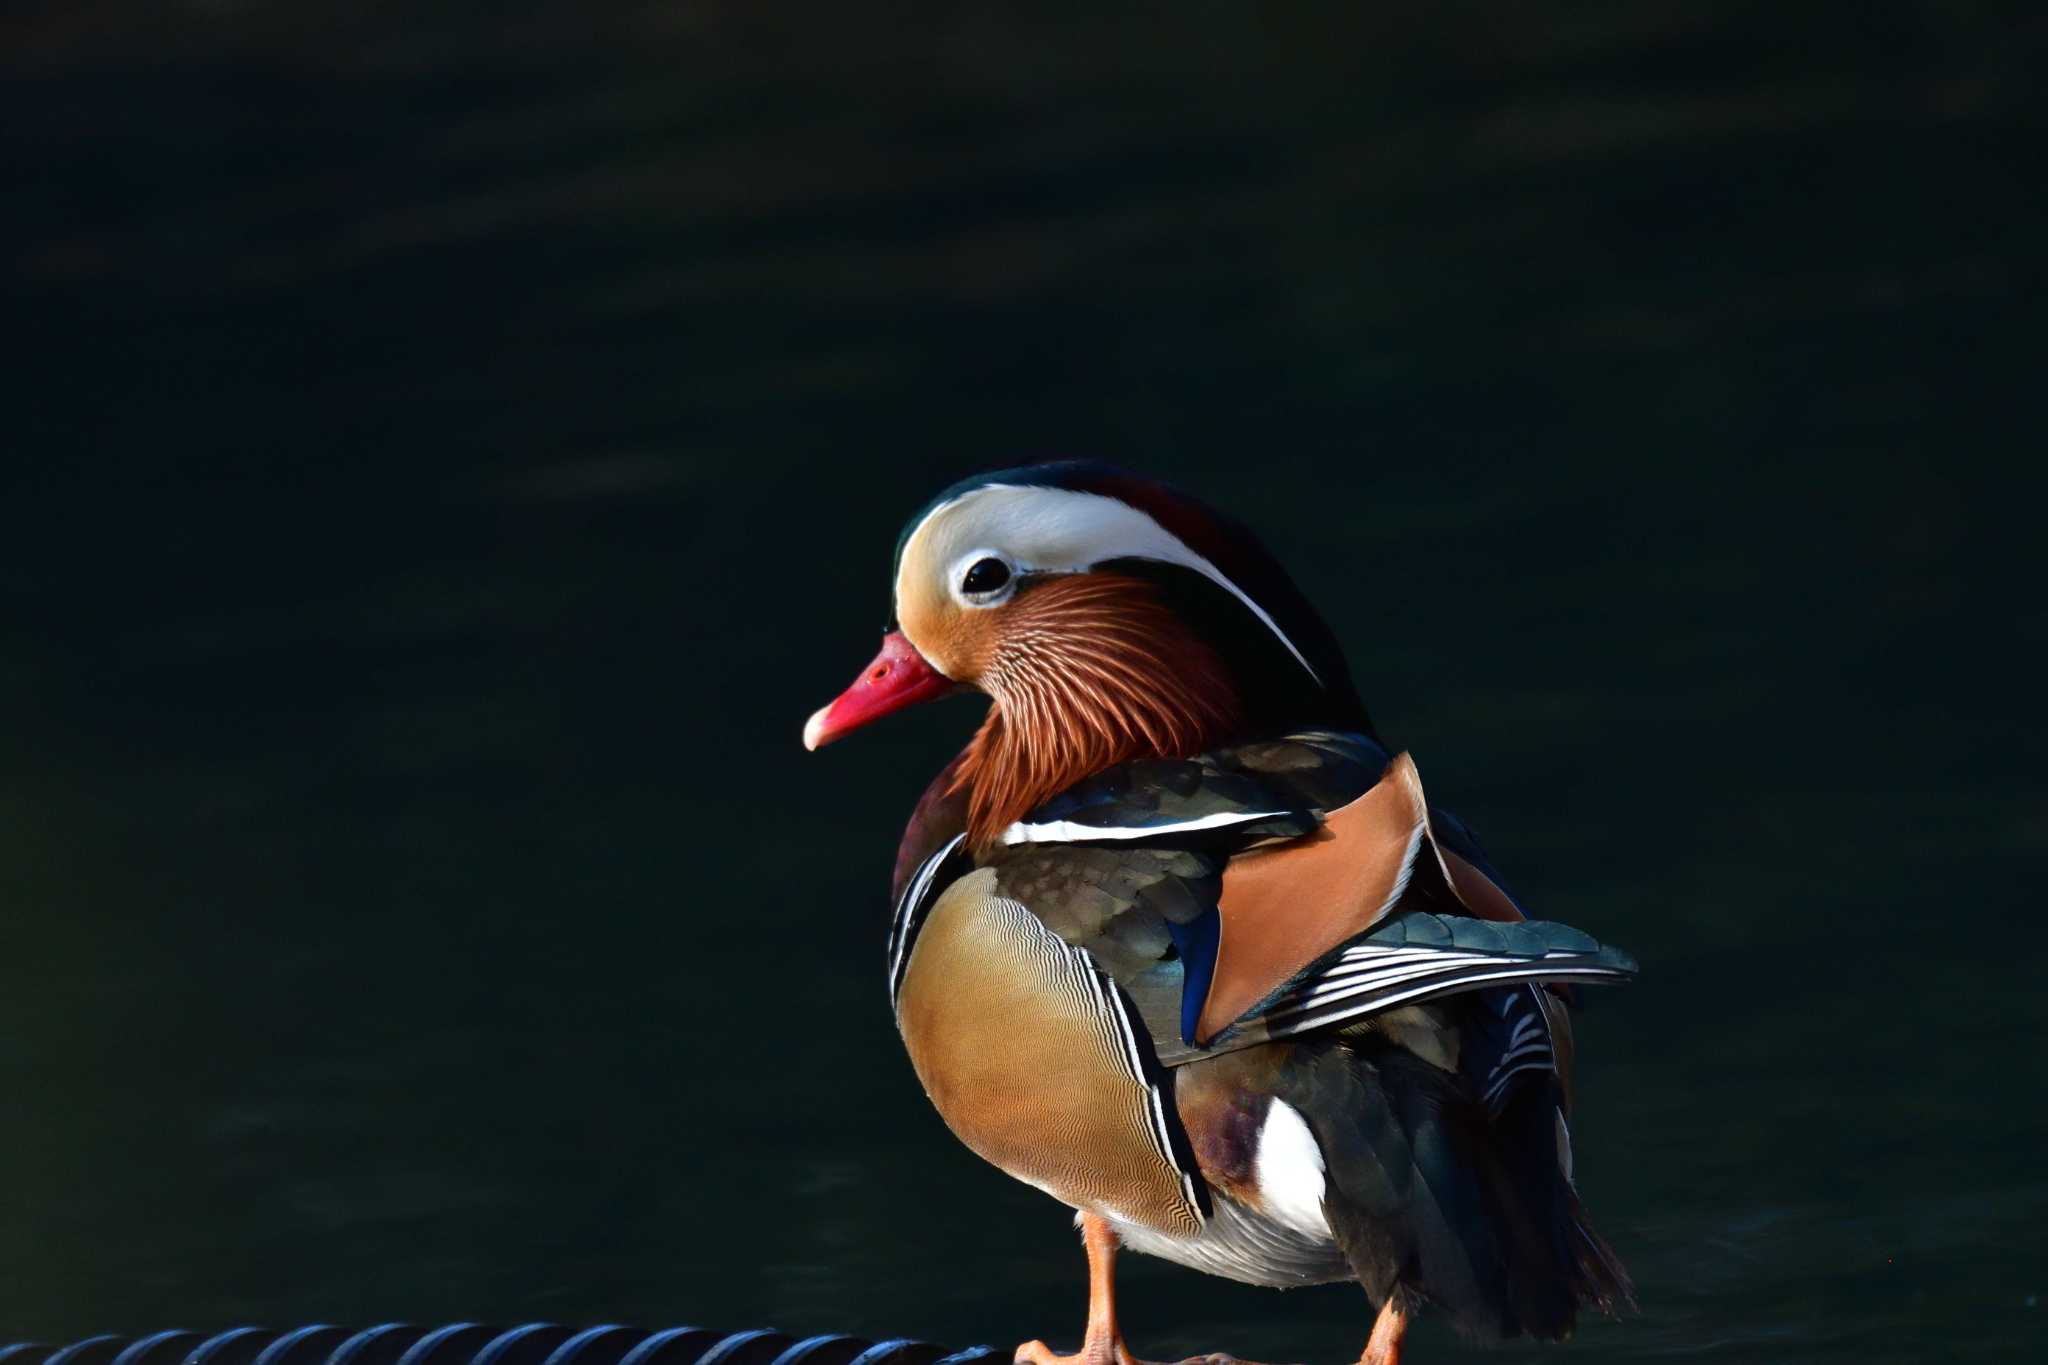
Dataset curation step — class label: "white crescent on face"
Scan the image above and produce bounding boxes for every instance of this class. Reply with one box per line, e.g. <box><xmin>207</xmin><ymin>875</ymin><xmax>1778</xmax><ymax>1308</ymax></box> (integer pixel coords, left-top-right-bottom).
<box><xmin>894</xmin><ymin>483</ymin><xmax>1320</xmax><ymax>684</ymax></box>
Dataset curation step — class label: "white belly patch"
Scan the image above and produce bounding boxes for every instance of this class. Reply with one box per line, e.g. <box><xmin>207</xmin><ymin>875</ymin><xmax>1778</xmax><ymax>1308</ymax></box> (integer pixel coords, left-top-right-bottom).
<box><xmin>1253</xmin><ymin>1099</ymin><xmax>1333</xmax><ymax>1240</ymax></box>
<box><xmin>1108</xmin><ymin>1191</ymin><xmax>1348</xmax><ymax>1288</ymax></box>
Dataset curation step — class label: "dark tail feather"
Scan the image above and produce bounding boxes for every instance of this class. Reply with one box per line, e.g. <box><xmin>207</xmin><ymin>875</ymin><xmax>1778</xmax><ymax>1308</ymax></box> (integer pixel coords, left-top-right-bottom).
<box><xmin>1472</xmin><ymin>1082</ymin><xmax>1640</xmax><ymax>1338</ymax></box>
<box><xmin>1568</xmin><ymin>1200</ymin><xmax>1636</xmax><ymax>1317</ymax></box>
<box><xmin>1285</xmin><ymin>1038</ymin><xmax>1631</xmax><ymax>1343</ymax></box>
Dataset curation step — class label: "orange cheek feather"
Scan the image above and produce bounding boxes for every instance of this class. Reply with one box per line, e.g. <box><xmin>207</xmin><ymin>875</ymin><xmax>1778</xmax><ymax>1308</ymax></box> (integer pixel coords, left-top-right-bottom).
<box><xmin>948</xmin><ymin>573</ymin><xmax>1241</xmax><ymax>849</ymax></box>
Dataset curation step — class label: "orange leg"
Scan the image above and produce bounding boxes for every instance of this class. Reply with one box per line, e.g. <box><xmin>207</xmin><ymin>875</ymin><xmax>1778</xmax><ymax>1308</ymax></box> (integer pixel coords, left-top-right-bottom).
<box><xmin>1016</xmin><ymin>1213</ymin><xmax>1139</xmax><ymax>1365</ymax></box>
<box><xmin>1015</xmin><ymin>1214</ymin><xmax>1272</xmax><ymax>1365</ymax></box>
<box><xmin>1359</xmin><ymin>1301</ymin><xmax>1407</xmax><ymax>1365</ymax></box>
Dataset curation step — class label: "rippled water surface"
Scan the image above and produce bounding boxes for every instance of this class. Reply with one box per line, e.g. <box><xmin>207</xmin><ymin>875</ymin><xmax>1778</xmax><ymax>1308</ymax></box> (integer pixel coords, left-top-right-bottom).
<box><xmin>2</xmin><ymin>5</ymin><xmax>2040</xmax><ymax>1361</ymax></box>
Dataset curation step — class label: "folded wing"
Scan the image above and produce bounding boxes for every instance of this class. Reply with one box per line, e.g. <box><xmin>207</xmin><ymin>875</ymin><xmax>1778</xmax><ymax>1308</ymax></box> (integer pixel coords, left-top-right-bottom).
<box><xmin>931</xmin><ymin>732</ymin><xmax>1634</xmax><ymax>1071</ymax></box>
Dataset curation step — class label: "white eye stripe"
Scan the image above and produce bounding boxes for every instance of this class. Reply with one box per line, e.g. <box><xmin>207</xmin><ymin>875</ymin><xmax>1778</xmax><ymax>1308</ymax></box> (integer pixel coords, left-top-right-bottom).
<box><xmin>902</xmin><ymin>484</ymin><xmax>1320</xmax><ymax>683</ymax></box>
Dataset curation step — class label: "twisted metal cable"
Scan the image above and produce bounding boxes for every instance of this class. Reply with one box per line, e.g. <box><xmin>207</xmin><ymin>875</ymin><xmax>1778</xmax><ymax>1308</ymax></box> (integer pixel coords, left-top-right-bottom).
<box><xmin>0</xmin><ymin>1326</ymin><xmax>1003</xmax><ymax>1365</ymax></box>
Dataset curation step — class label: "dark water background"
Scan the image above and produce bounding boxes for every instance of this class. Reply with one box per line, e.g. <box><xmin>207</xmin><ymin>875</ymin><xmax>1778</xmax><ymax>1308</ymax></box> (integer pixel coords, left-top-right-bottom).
<box><xmin>3</xmin><ymin>4</ymin><xmax>2043</xmax><ymax>1360</ymax></box>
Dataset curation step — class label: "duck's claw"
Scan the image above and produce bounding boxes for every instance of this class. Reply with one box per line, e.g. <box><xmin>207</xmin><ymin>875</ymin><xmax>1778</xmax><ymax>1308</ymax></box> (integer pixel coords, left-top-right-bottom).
<box><xmin>1012</xmin><ymin>1338</ymin><xmax>1136</xmax><ymax>1365</ymax></box>
<box><xmin>1014</xmin><ymin>1344</ymin><xmax>1272</xmax><ymax>1365</ymax></box>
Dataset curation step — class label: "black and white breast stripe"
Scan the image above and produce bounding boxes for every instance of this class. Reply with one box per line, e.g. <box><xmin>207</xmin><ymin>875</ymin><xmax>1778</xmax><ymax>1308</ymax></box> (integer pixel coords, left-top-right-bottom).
<box><xmin>886</xmin><ymin>833</ymin><xmax>966</xmax><ymax>1010</ymax></box>
<box><xmin>1073</xmin><ymin>949</ymin><xmax>1208</xmax><ymax>1227</ymax></box>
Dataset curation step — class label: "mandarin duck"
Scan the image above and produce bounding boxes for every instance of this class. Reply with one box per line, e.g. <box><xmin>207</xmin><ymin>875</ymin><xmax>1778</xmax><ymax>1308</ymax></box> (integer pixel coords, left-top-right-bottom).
<box><xmin>804</xmin><ymin>464</ymin><xmax>1635</xmax><ymax>1365</ymax></box>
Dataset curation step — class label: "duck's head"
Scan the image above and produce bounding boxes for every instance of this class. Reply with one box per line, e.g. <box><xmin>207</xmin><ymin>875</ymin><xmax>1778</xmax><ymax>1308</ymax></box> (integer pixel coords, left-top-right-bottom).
<box><xmin>804</xmin><ymin>462</ymin><xmax>1370</xmax><ymax>844</ymax></box>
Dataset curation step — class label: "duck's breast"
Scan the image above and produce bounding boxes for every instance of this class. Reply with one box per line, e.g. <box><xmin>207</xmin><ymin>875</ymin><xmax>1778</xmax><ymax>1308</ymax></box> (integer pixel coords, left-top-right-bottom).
<box><xmin>894</xmin><ymin>868</ymin><xmax>1203</xmax><ymax>1237</ymax></box>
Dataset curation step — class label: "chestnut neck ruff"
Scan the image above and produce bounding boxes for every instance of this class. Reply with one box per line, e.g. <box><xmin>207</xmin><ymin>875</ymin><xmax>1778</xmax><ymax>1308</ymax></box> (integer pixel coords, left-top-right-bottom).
<box><xmin>949</xmin><ymin>574</ymin><xmax>1242</xmax><ymax>849</ymax></box>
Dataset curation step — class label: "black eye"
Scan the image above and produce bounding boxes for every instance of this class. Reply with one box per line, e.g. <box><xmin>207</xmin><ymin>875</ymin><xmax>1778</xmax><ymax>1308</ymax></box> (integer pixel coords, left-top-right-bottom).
<box><xmin>960</xmin><ymin>557</ymin><xmax>1012</xmax><ymax>595</ymax></box>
